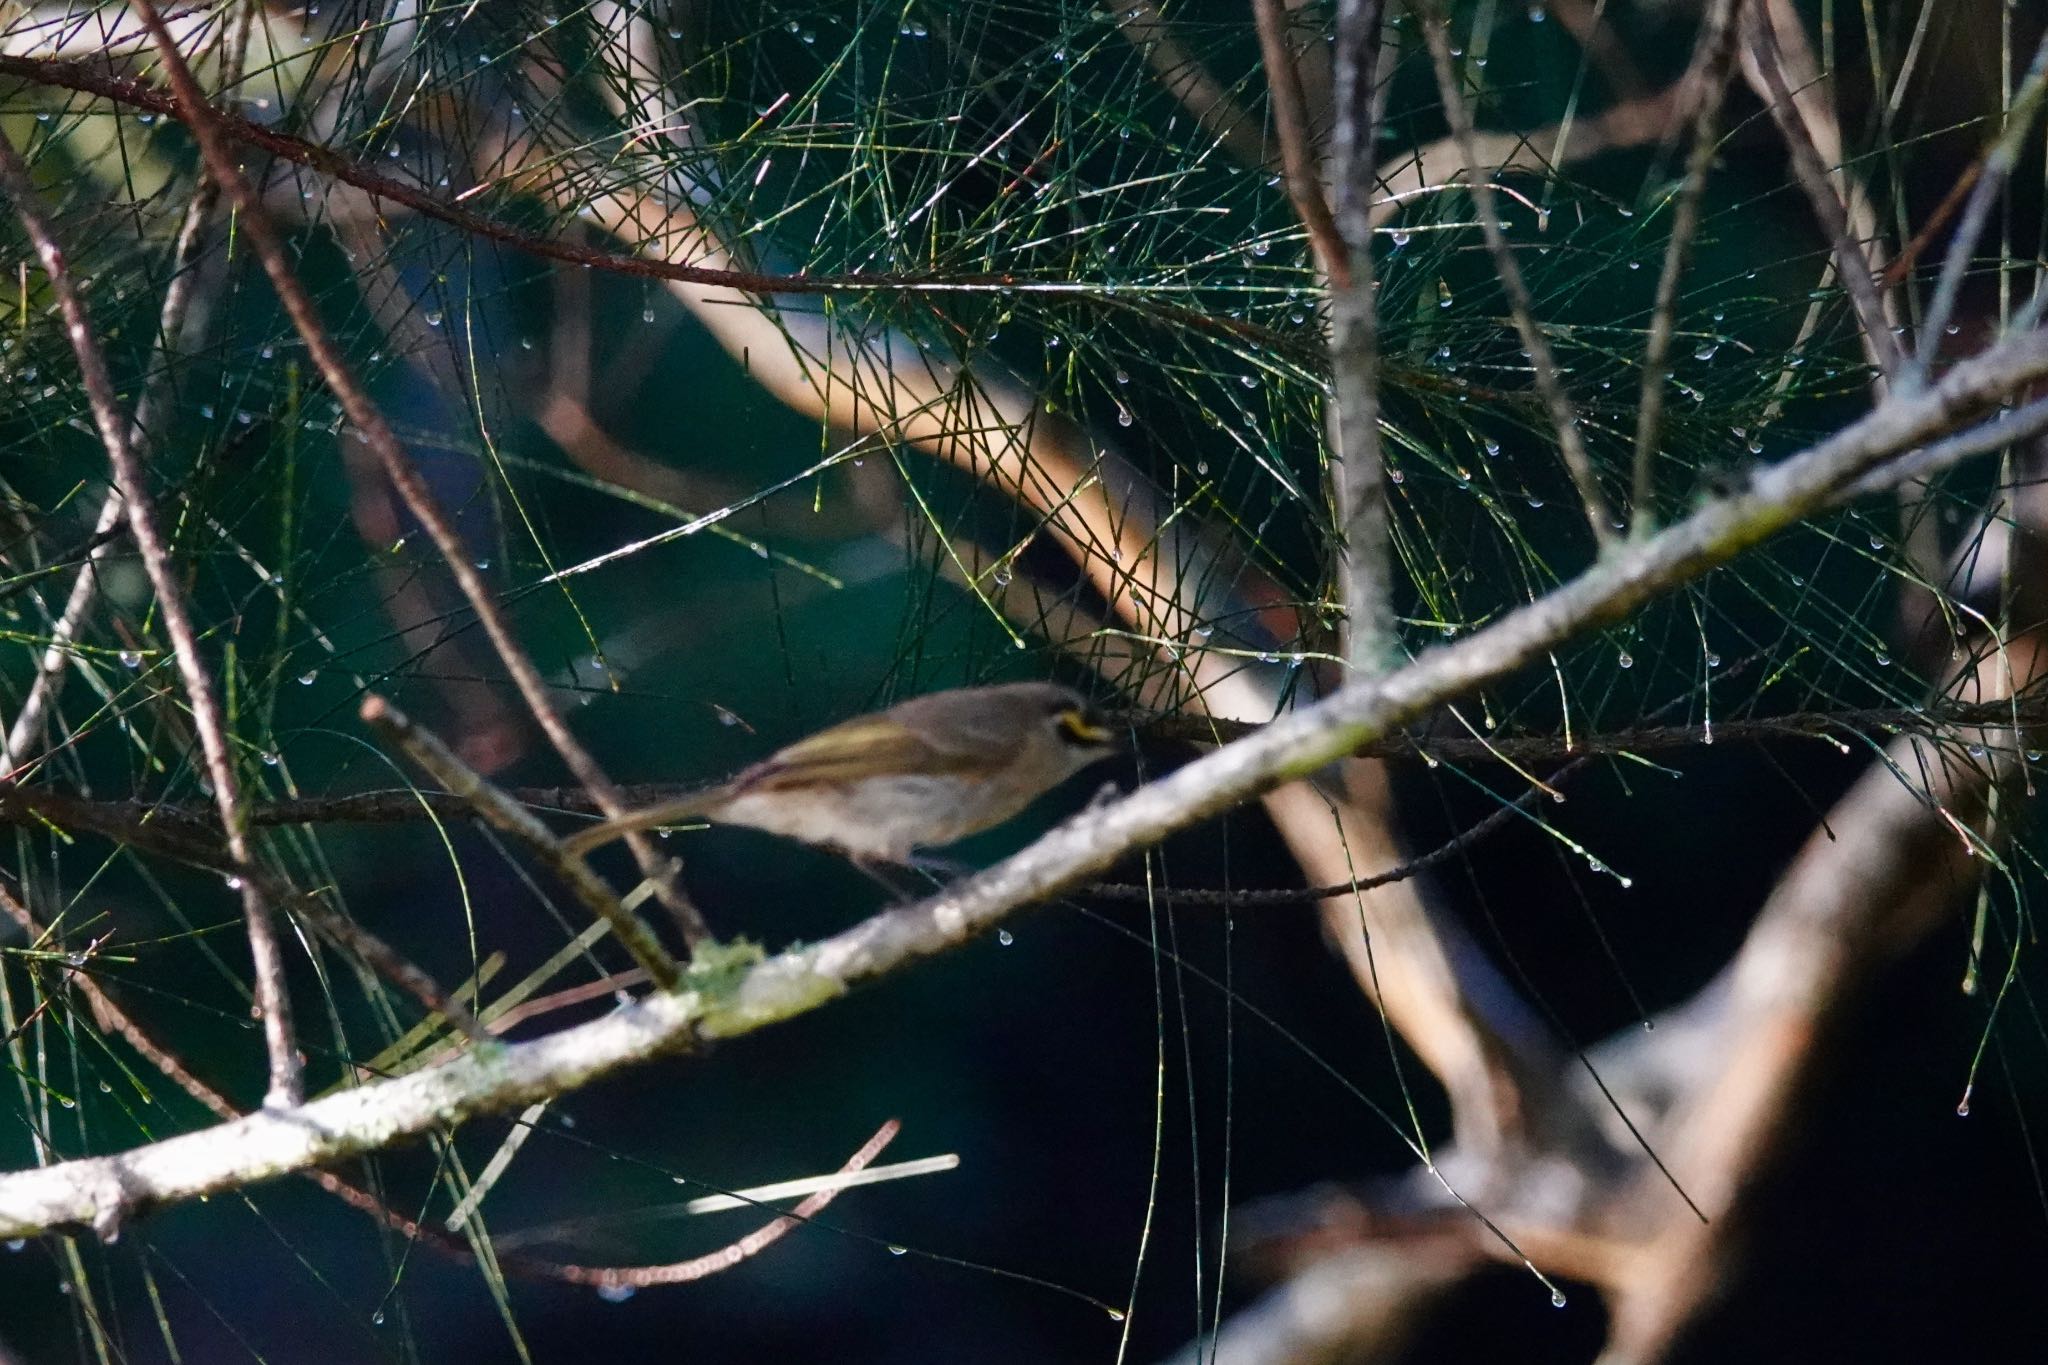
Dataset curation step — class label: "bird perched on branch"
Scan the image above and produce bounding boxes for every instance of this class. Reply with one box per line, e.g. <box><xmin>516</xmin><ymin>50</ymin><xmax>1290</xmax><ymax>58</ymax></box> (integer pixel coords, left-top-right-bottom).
<box><xmin>561</xmin><ymin>682</ymin><xmax>1119</xmax><ymax>863</ymax></box>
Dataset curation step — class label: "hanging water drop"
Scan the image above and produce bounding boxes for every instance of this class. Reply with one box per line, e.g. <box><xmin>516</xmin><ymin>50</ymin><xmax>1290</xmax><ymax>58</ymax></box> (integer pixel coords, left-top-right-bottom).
<box><xmin>997</xmin><ymin>929</ymin><xmax>1014</xmax><ymax>946</ymax></box>
<box><xmin>119</xmin><ymin>650</ymin><xmax>142</xmax><ymax>669</ymax></box>
<box><xmin>598</xmin><ymin>1284</ymin><xmax>636</xmax><ymax>1303</ymax></box>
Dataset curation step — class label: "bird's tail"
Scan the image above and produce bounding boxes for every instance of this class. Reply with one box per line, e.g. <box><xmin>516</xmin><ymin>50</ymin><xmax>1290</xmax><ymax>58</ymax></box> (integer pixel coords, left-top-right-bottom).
<box><xmin>560</xmin><ymin>786</ymin><xmax>728</xmax><ymax>858</ymax></box>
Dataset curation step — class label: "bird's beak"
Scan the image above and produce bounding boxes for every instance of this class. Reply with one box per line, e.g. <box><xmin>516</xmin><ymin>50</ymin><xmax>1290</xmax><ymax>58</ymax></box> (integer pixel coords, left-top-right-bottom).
<box><xmin>1059</xmin><ymin>708</ymin><xmax>1117</xmax><ymax>746</ymax></box>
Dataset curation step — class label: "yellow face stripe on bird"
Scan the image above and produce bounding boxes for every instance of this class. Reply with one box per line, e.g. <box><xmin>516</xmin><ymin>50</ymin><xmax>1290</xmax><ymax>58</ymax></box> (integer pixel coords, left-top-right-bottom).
<box><xmin>1058</xmin><ymin>708</ymin><xmax>1114</xmax><ymax>745</ymax></box>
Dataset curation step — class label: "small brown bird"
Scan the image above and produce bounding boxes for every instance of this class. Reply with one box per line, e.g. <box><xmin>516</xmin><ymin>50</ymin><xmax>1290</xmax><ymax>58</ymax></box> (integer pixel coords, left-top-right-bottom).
<box><xmin>562</xmin><ymin>682</ymin><xmax>1119</xmax><ymax>863</ymax></box>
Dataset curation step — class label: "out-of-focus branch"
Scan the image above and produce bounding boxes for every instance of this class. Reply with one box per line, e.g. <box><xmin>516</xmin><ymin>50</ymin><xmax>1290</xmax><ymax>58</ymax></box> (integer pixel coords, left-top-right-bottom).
<box><xmin>122</xmin><ymin>0</ymin><xmax>710</xmax><ymax>952</ymax></box>
<box><xmin>1409</xmin><ymin>0</ymin><xmax>1618</xmax><ymax>547</ymax></box>
<box><xmin>1739</xmin><ymin>0</ymin><xmax>1901</xmax><ymax>379</ymax></box>
<box><xmin>1116</xmin><ymin>2</ymin><xmax>1273</xmax><ymax>170</ymax></box>
<box><xmin>0</xmin><ymin>119</ymin><xmax>301</xmax><ymax>1109</ymax></box>
<box><xmin>1909</xmin><ymin>27</ymin><xmax>2048</xmax><ymax>384</ymax></box>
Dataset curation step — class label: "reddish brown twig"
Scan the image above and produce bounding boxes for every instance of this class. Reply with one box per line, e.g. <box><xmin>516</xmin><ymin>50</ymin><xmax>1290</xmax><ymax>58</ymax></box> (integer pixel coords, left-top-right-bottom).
<box><xmin>0</xmin><ymin>123</ymin><xmax>301</xmax><ymax>1108</ymax></box>
<box><xmin>1253</xmin><ymin>0</ymin><xmax>1349</xmax><ymax>288</ymax></box>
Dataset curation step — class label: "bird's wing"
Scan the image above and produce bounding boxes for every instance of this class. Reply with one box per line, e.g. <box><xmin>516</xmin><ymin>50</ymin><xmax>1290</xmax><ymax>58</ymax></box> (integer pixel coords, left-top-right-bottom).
<box><xmin>736</xmin><ymin>713</ymin><xmax>1003</xmax><ymax>791</ymax></box>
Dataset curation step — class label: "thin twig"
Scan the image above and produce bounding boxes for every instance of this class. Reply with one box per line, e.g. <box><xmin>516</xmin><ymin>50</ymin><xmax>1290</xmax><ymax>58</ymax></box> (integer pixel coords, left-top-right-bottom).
<box><xmin>1088</xmin><ymin>756</ymin><xmax>1574</xmax><ymax>905</ymax></box>
<box><xmin>1408</xmin><ymin>0</ymin><xmax>1619</xmax><ymax>546</ymax></box>
<box><xmin>358</xmin><ymin>696</ymin><xmax>682</xmax><ymax>991</ymax></box>
<box><xmin>9</xmin><ymin>697</ymin><xmax>2047</xmax><ymax>839</ymax></box>
<box><xmin>122</xmin><ymin>0</ymin><xmax>711</xmax><ymax>952</ymax></box>
<box><xmin>286</xmin><ymin>892</ymin><xmax>492</xmax><ymax>1044</ymax></box>
<box><xmin>0</xmin><ymin>789</ymin><xmax>488</xmax><ymax>1044</ymax></box>
<box><xmin>1629</xmin><ymin>0</ymin><xmax>1742</xmax><ymax>536</ymax></box>
<box><xmin>0</xmin><ymin>122</ymin><xmax>301</xmax><ymax>1109</ymax></box>
<box><xmin>497</xmin><ymin>1119</ymin><xmax>902</xmax><ymax>1289</ymax></box>
<box><xmin>0</xmin><ymin>49</ymin><xmax>1273</xmax><ymax>316</ymax></box>
<box><xmin>1253</xmin><ymin>0</ymin><xmax>1348</xmax><ymax>288</ymax></box>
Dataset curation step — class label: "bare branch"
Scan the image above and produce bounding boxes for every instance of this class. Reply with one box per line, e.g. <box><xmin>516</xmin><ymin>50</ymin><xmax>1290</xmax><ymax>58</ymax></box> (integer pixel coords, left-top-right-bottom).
<box><xmin>1330</xmin><ymin>0</ymin><xmax>1396</xmax><ymax>671</ymax></box>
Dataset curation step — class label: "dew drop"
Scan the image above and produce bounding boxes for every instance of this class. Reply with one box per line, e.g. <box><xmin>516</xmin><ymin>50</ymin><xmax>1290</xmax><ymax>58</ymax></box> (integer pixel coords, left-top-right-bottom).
<box><xmin>1484</xmin><ymin>439</ymin><xmax>1500</xmax><ymax>457</ymax></box>
<box><xmin>119</xmin><ymin>650</ymin><xmax>142</xmax><ymax>669</ymax></box>
<box><xmin>262</xmin><ymin>751</ymin><xmax>281</xmax><ymax>767</ymax></box>
<box><xmin>371</xmin><ymin>1310</ymin><xmax>386</xmax><ymax>1326</ymax></box>
<box><xmin>1114</xmin><ymin>369</ymin><xmax>1130</xmax><ymax>385</ymax></box>
<box><xmin>887</xmin><ymin>1244</ymin><xmax>908</xmax><ymax>1256</ymax></box>
<box><xmin>5</xmin><ymin>1240</ymin><xmax>23</xmax><ymax>1253</ymax></box>
<box><xmin>298</xmin><ymin>670</ymin><xmax>318</xmax><ymax>685</ymax></box>
<box><xmin>1116</xmin><ymin>406</ymin><xmax>1133</xmax><ymax>427</ymax></box>
<box><xmin>598</xmin><ymin>1284</ymin><xmax>636</xmax><ymax>1303</ymax></box>
<box><xmin>1389</xmin><ymin>229</ymin><xmax>1411</xmax><ymax>248</ymax></box>
<box><xmin>997</xmin><ymin>929</ymin><xmax>1014</xmax><ymax>946</ymax></box>
<box><xmin>1705</xmin><ymin>651</ymin><xmax>1721</xmax><ymax>668</ymax></box>
<box><xmin>224</xmin><ymin>875</ymin><xmax>244</xmax><ymax>891</ymax></box>
<box><xmin>1550</xmin><ymin>1288</ymin><xmax>1567</xmax><ymax>1308</ymax></box>
<box><xmin>1106</xmin><ymin>1308</ymin><xmax>1127</xmax><ymax>1322</ymax></box>
<box><xmin>1616</xmin><ymin>652</ymin><xmax>1633</xmax><ymax>669</ymax></box>
<box><xmin>424</xmin><ymin>310</ymin><xmax>443</xmax><ymax>328</ymax></box>
<box><xmin>1195</xmin><ymin>461</ymin><xmax>1209</xmax><ymax>476</ymax></box>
